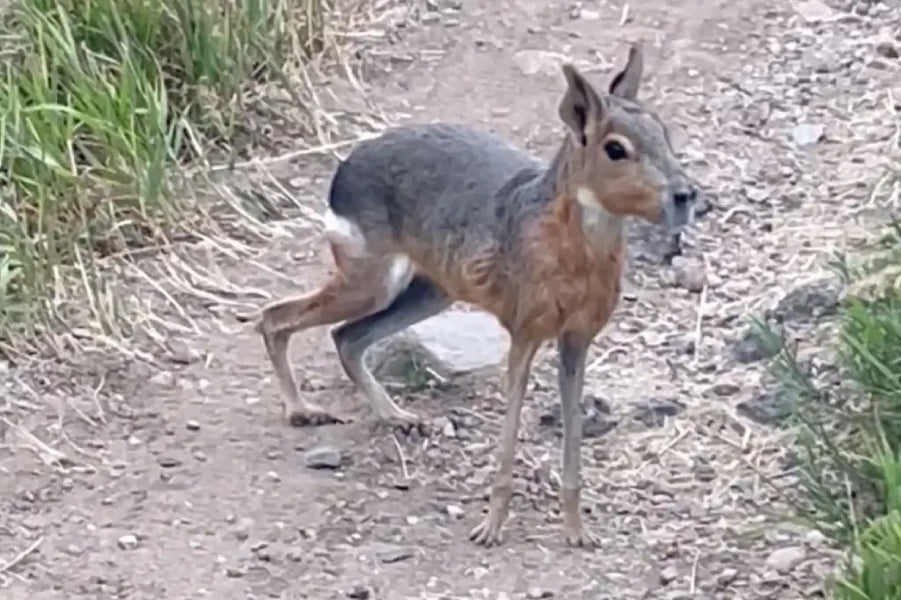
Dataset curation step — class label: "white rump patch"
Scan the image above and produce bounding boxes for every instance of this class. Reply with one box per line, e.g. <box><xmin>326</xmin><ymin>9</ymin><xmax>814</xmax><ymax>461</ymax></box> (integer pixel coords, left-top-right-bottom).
<box><xmin>575</xmin><ymin>186</ymin><xmax>624</xmax><ymax>243</ymax></box>
<box><xmin>323</xmin><ymin>208</ymin><xmax>367</xmax><ymax>257</ymax></box>
<box><xmin>384</xmin><ymin>254</ymin><xmax>414</xmax><ymax>300</ymax></box>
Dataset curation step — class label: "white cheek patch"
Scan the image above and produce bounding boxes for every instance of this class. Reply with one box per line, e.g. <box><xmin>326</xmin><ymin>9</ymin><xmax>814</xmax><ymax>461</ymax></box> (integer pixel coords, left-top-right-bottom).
<box><xmin>323</xmin><ymin>208</ymin><xmax>368</xmax><ymax>257</ymax></box>
<box><xmin>575</xmin><ymin>186</ymin><xmax>624</xmax><ymax>241</ymax></box>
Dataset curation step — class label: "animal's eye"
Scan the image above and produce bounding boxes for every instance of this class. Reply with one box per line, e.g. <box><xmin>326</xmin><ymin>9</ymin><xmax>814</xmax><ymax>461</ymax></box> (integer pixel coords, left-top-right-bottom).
<box><xmin>604</xmin><ymin>140</ymin><xmax>628</xmax><ymax>161</ymax></box>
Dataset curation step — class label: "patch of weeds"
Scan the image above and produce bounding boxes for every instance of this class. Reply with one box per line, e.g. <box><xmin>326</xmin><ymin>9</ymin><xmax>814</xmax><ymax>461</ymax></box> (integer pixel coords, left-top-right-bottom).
<box><xmin>759</xmin><ymin>221</ymin><xmax>901</xmax><ymax>598</ymax></box>
<box><xmin>399</xmin><ymin>355</ymin><xmax>438</xmax><ymax>393</ymax></box>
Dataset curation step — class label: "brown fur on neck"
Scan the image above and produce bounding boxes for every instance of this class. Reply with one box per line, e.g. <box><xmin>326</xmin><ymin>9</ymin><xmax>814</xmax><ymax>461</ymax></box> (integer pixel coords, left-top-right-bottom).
<box><xmin>508</xmin><ymin>190</ymin><xmax>624</xmax><ymax>340</ymax></box>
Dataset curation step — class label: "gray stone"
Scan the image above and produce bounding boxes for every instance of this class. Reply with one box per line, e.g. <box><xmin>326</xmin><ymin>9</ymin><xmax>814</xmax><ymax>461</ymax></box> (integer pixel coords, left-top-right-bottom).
<box><xmin>672</xmin><ymin>256</ymin><xmax>707</xmax><ymax>292</ymax></box>
<box><xmin>876</xmin><ymin>41</ymin><xmax>899</xmax><ymax>59</ymax></box>
<box><xmin>225</xmin><ymin>566</ymin><xmax>245</xmax><ymax>578</ymax></box>
<box><xmin>165</xmin><ymin>337</ymin><xmax>202</xmax><ymax>364</ymax></box>
<box><xmin>711</xmin><ymin>382</ymin><xmax>741</xmax><ymax>397</ymax></box>
<box><xmin>302</xmin><ymin>445</ymin><xmax>343</xmax><ymax>470</ymax></box>
<box><xmin>149</xmin><ymin>370</ymin><xmax>175</xmax><ymax>387</ymax></box>
<box><xmin>347</xmin><ymin>586</ymin><xmax>371</xmax><ymax>599</ymax></box>
<box><xmin>771</xmin><ymin>279</ymin><xmax>839</xmax><ymax>323</ymax></box>
<box><xmin>157</xmin><ymin>456</ymin><xmax>182</xmax><ymax>468</ymax></box>
<box><xmin>539</xmin><ymin>395</ymin><xmax>616</xmax><ymax>438</ymax></box>
<box><xmin>791</xmin><ymin>123</ymin><xmax>824</xmax><ymax>147</ymax></box>
<box><xmin>378</xmin><ymin>546</ymin><xmax>414</xmax><ymax>564</ymax></box>
<box><xmin>804</xmin><ymin>529</ymin><xmax>827</xmax><ymax>547</ymax></box>
<box><xmin>717</xmin><ymin>568</ymin><xmax>739</xmax><ymax>587</ymax></box>
<box><xmin>793</xmin><ymin>0</ymin><xmax>836</xmax><ymax>22</ymax></box>
<box><xmin>737</xmin><ymin>389</ymin><xmax>797</xmax><ymax>425</ymax></box>
<box><xmin>117</xmin><ymin>534</ymin><xmax>138</xmax><ymax>550</ymax></box>
<box><xmin>660</xmin><ymin>565</ymin><xmax>680</xmax><ymax>584</ymax></box>
<box><xmin>765</xmin><ymin>545</ymin><xmax>806</xmax><ymax>573</ymax></box>
<box><xmin>369</xmin><ymin>309</ymin><xmax>509</xmax><ymax>379</ymax></box>
<box><xmin>732</xmin><ymin>328</ymin><xmax>773</xmax><ymax>364</ymax></box>
<box><xmin>632</xmin><ymin>398</ymin><xmax>685</xmax><ymax>428</ymax></box>
<box><xmin>513</xmin><ymin>49</ymin><xmax>570</xmax><ymax>77</ymax></box>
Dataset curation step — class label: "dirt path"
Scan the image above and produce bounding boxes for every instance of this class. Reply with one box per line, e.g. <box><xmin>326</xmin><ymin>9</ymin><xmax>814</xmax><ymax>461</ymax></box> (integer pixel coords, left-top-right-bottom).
<box><xmin>3</xmin><ymin>0</ymin><xmax>899</xmax><ymax>598</ymax></box>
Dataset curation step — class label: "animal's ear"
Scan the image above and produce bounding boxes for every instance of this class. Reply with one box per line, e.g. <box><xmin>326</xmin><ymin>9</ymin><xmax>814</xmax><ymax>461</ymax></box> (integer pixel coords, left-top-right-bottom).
<box><xmin>558</xmin><ymin>63</ymin><xmax>606</xmax><ymax>146</ymax></box>
<box><xmin>609</xmin><ymin>44</ymin><xmax>644</xmax><ymax>100</ymax></box>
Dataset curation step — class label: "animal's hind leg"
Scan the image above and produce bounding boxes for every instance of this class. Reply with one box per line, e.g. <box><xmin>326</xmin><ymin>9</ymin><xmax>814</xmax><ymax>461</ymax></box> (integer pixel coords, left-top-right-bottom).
<box><xmin>331</xmin><ymin>275</ymin><xmax>451</xmax><ymax>432</ymax></box>
<box><xmin>255</xmin><ymin>254</ymin><xmax>407</xmax><ymax>427</ymax></box>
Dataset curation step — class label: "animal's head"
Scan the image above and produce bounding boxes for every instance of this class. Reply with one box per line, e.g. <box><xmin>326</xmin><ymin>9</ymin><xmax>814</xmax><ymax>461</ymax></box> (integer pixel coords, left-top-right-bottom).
<box><xmin>557</xmin><ymin>45</ymin><xmax>696</xmax><ymax>236</ymax></box>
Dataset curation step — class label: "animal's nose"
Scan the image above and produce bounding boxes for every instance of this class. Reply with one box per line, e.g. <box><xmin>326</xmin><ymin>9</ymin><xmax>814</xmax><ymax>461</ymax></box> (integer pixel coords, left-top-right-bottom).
<box><xmin>672</xmin><ymin>187</ymin><xmax>697</xmax><ymax>207</ymax></box>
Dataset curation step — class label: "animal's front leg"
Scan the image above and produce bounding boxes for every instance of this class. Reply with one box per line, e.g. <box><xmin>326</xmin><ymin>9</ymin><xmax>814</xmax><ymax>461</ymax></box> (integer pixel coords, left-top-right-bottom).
<box><xmin>557</xmin><ymin>332</ymin><xmax>601</xmax><ymax>548</ymax></box>
<box><xmin>469</xmin><ymin>335</ymin><xmax>539</xmax><ymax>547</ymax></box>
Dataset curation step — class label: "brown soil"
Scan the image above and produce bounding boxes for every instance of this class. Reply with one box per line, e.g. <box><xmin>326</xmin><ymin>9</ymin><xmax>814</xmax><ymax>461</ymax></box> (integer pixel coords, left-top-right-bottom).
<box><xmin>2</xmin><ymin>0</ymin><xmax>900</xmax><ymax>598</ymax></box>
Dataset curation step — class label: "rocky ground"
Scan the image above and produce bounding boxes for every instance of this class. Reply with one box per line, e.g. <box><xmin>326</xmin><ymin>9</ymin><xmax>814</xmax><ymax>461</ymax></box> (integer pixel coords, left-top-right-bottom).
<box><xmin>1</xmin><ymin>0</ymin><xmax>900</xmax><ymax>598</ymax></box>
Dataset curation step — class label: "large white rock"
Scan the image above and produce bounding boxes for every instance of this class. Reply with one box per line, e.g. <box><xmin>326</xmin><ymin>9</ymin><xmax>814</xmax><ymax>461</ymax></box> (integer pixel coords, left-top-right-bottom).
<box><xmin>367</xmin><ymin>308</ymin><xmax>510</xmax><ymax>379</ymax></box>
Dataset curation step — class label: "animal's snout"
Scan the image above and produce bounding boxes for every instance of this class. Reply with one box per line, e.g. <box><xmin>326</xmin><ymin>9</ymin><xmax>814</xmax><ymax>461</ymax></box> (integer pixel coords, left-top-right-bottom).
<box><xmin>661</xmin><ymin>182</ymin><xmax>697</xmax><ymax>235</ymax></box>
<box><xmin>671</xmin><ymin>186</ymin><xmax>697</xmax><ymax>208</ymax></box>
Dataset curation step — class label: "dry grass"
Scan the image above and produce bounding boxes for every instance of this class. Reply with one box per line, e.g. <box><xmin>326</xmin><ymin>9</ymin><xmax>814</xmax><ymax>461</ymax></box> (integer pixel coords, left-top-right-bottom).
<box><xmin>0</xmin><ymin>0</ymin><xmax>404</xmax><ymax>362</ymax></box>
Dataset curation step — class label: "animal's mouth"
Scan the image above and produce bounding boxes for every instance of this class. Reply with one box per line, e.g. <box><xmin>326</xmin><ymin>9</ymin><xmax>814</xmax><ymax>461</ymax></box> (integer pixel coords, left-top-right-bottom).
<box><xmin>658</xmin><ymin>186</ymin><xmax>696</xmax><ymax>263</ymax></box>
<box><xmin>660</xmin><ymin>191</ymin><xmax>695</xmax><ymax>236</ymax></box>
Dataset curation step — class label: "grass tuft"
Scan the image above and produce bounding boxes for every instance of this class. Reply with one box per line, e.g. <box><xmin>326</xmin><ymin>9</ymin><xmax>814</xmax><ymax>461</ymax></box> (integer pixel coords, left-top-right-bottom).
<box><xmin>760</xmin><ymin>193</ymin><xmax>901</xmax><ymax>597</ymax></box>
<box><xmin>0</xmin><ymin>0</ymin><xmax>329</xmax><ymax>355</ymax></box>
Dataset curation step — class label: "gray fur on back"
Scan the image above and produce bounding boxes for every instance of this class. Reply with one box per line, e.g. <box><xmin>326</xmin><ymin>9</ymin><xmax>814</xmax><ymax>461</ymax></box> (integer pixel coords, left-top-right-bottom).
<box><xmin>328</xmin><ymin>123</ymin><xmax>555</xmax><ymax>254</ymax></box>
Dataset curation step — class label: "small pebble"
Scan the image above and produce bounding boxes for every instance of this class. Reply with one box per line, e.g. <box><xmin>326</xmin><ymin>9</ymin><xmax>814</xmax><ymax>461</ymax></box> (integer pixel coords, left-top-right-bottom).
<box><xmin>347</xmin><ymin>585</ymin><xmax>371</xmax><ymax>599</ymax></box>
<box><xmin>711</xmin><ymin>383</ymin><xmax>740</xmax><ymax>397</ymax></box>
<box><xmin>286</xmin><ymin>548</ymin><xmax>304</xmax><ymax>562</ymax></box>
<box><xmin>149</xmin><ymin>371</ymin><xmax>175</xmax><ymax>387</ymax></box>
<box><xmin>157</xmin><ymin>456</ymin><xmax>182</xmax><ymax>468</ymax></box>
<box><xmin>875</xmin><ymin>41</ymin><xmax>899</xmax><ymax>59</ymax></box>
<box><xmin>185</xmin><ymin>420</ymin><xmax>200</xmax><ymax>431</ymax></box>
<box><xmin>793</xmin><ymin>0</ymin><xmax>835</xmax><ymax>21</ymax></box>
<box><xmin>442</xmin><ymin>420</ymin><xmax>456</xmax><ymax>438</ymax></box>
<box><xmin>671</xmin><ymin>257</ymin><xmax>706</xmax><ymax>293</ymax></box>
<box><xmin>791</xmin><ymin>123</ymin><xmax>824</xmax><ymax>147</ymax></box>
<box><xmin>303</xmin><ymin>445</ymin><xmax>342</xmax><ymax>470</ymax></box>
<box><xmin>392</xmin><ymin>478</ymin><xmax>411</xmax><ymax>491</ymax></box>
<box><xmin>717</xmin><ymin>568</ymin><xmax>739</xmax><ymax>586</ymax></box>
<box><xmin>765</xmin><ymin>545</ymin><xmax>806</xmax><ymax>573</ymax></box>
<box><xmin>445</xmin><ymin>504</ymin><xmax>465</xmax><ymax>519</ymax></box>
<box><xmin>526</xmin><ymin>588</ymin><xmax>554</xmax><ymax>599</ymax></box>
<box><xmin>804</xmin><ymin>529</ymin><xmax>827</xmax><ymax>546</ymax></box>
<box><xmin>166</xmin><ymin>338</ymin><xmax>202</xmax><ymax>364</ymax></box>
<box><xmin>117</xmin><ymin>534</ymin><xmax>138</xmax><ymax>550</ymax></box>
<box><xmin>379</xmin><ymin>546</ymin><xmax>414</xmax><ymax>564</ymax></box>
<box><xmin>660</xmin><ymin>565</ymin><xmax>680</xmax><ymax>584</ymax></box>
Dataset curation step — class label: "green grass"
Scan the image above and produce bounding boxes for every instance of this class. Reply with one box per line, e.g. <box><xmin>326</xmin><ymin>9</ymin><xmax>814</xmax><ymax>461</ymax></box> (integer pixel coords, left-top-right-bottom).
<box><xmin>0</xmin><ymin>0</ymin><xmax>328</xmax><ymax>354</ymax></box>
<box><xmin>761</xmin><ymin>217</ymin><xmax>901</xmax><ymax>599</ymax></box>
